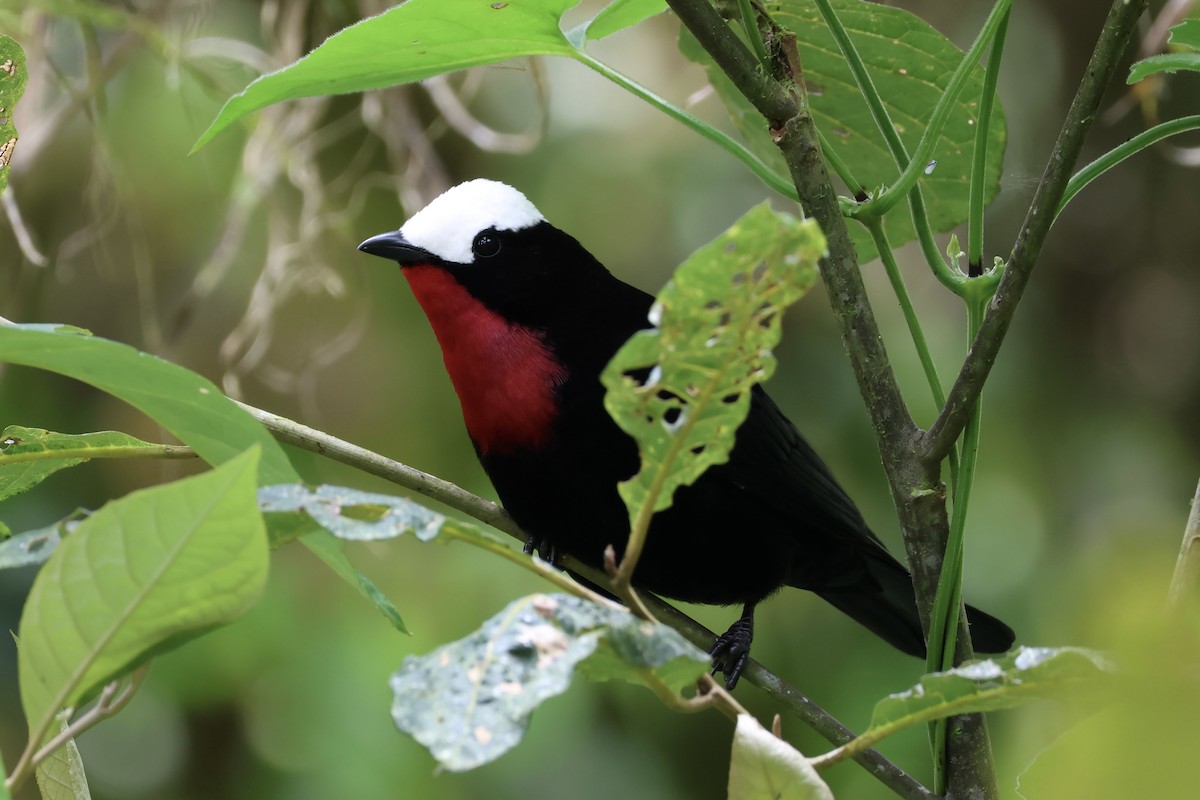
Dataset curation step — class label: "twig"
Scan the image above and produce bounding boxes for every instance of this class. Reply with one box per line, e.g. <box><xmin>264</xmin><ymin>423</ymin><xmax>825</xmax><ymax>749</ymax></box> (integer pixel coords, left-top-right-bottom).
<box><xmin>5</xmin><ymin>665</ymin><xmax>149</xmax><ymax>795</ymax></box>
<box><xmin>921</xmin><ymin>0</ymin><xmax>1150</xmax><ymax>463</ymax></box>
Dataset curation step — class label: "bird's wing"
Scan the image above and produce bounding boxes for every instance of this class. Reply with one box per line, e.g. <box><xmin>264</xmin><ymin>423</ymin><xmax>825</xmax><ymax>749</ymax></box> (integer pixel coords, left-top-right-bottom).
<box><xmin>711</xmin><ymin>385</ymin><xmax>893</xmax><ymax>555</ymax></box>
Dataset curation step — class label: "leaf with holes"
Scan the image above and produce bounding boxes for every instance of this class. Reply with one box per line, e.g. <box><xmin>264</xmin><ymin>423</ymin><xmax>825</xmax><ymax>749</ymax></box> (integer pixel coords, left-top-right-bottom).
<box><xmin>0</xmin><ymin>35</ymin><xmax>27</xmax><ymax>193</ymax></box>
<box><xmin>601</xmin><ymin>203</ymin><xmax>822</xmax><ymax>524</ymax></box>
<box><xmin>258</xmin><ymin>483</ymin><xmax>446</xmax><ymax>542</ymax></box>
<box><xmin>0</xmin><ymin>514</ymin><xmax>84</xmax><ymax>570</ymax></box>
<box><xmin>390</xmin><ymin>593</ymin><xmax>708</xmax><ymax>770</ymax></box>
<box><xmin>679</xmin><ymin>0</ymin><xmax>1006</xmax><ymax>262</ymax></box>
<box><xmin>17</xmin><ymin>448</ymin><xmax>268</xmax><ymax>748</ymax></box>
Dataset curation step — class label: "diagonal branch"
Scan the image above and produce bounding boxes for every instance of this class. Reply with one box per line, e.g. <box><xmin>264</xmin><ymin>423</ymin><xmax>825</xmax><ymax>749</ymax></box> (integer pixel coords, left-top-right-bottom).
<box><xmin>920</xmin><ymin>0</ymin><xmax>1149</xmax><ymax>463</ymax></box>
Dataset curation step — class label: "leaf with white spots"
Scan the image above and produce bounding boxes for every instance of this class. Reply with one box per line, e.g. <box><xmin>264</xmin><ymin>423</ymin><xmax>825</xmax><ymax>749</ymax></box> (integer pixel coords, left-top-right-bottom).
<box><xmin>865</xmin><ymin>646</ymin><xmax>1114</xmax><ymax>739</ymax></box>
<box><xmin>602</xmin><ymin>203</ymin><xmax>822</xmax><ymax>523</ymax></box>
<box><xmin>728</xmin><ymin>715</ymin><xmax>833</xmax><ymax>800</ymax></box>
<box><xmin>389</xmin><ymin>593</ymin><xmax>708</xmax><ymax>770</ymax></box>
<box><xmin>258</xmin><ymin>483</ymin><xmax>446</xmax><ymax>542</ymax></box>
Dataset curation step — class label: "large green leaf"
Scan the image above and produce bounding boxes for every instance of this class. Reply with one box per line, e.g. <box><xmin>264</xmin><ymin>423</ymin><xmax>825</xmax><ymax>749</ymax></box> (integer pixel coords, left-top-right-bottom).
<box><xmin>0</xmin><ymin>324</ymin><xmax>404</xmax><ymax>631</ymax></box>
<box><xmin>0</xmin><ymin>325</ymin><xmax>291</xmax><ymax>483</ymax></box>
<box><xmin>601</xmin><ymin>203</ymin><xmax>821</xmax><ymax>522</ymax></box>
<box><xmin>390</xmin><ymin>593</ymin><xmax>708</xmax><ymax>771</ymax></box>
<box><xmin>17</xmin><ymin>448</ymin><xmax>268</xmax><ymax>746</ymax></box>
<box><xmin>0</xmin><ymin>35</ymin><xmax>27</xmax><ymax>194</ymax></box>
<box><xmin>680</xmin><ymin>0</ymin><xmax>1006</xmax><ymax>262</ymax></box>
<box><xmin>194</xmin><ymin>0</ymin><xmax>580</xmax><ymax>151</ymax></box>
<box><xmin>728</xmin><ymin>715</ymin><xmax>832</xmax><ymax>800</ymax></box>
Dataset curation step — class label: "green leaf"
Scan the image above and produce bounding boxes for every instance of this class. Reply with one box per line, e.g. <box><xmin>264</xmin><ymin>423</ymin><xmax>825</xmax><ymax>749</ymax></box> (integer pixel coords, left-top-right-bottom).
<box><xmin>601</xmin><ymin>203</ymin><xmax>821</xmax><ymax>523</ymax></box>
<box><xmin>0</xmin><ymin>426</ymin><xmax>193</xmax><ymax>500</ymax></box>
<box><xmin>867</xmin><ymin>647</ymin><xmax>1113</xmax><ymax>737</ymax></box>
<box><xmin>0</xmin><ymin>741</ymin><xmax>9</xmax><ymax>800</ymax></box>
<box><xmin>193</xmin><ymin>0</ymin><xmax>580</xmax><ymax>151</ymax></box>
<box><xmin>17</xmin><ymin>448</ymin><xmax>268</xmax><ymax>746</ymax></box>
<box><xmin>680</xmin><ymin>0</ymin><xmax>1007</xmax><ymax>262</ymax></box>
<box><xmin>0</xmin><ymin>324</ymin><xmax>407</xmax><ymax>633</ymax></box>
<box><xmin>583</xmin><ymin>0</ymin><xmax>667</xmax><ymax>41</ymax></box>
<box><xmin>34</xmin><ymin>712</ymin><xmax>92</xmax><ymax>800</ymax></box>
<box><xmin>0</xmin><ymin>35</ymin><xmax>27</xmax><ymax>194</ymax></box>
<box><xmin>728</xmin><ymin>714</ymin><xmax>833</xmax><ymax>800</ymax></box>
<box><xmin>1128</xmin><ymin>19</ymin><xmax>1200</xmax><ymax>83</ymax></box>
<box><xmin>1127</xmin><ymin>52</ymin><xmax>1200</xmax><ymax>83</ymax></box>
<box><xmin>258</xmin><ymin>483</ymin><xmax>446</xmax><ymax>542</ymax></box>
<box><xmin>0</xmin><ymin>515</ymin><xmax>82</xmax><ymax>569</ymax></box>
<box><xmin>0</xmin><ymin>325</ymin><xmax>293</xmax><ymax>484</ymax></box>
<box><xmin>390</xmin><ymin>593</ymin><xmax>708</xmax><ymax>771</ymax></box>
<box><xmin>297</xmin><ymin>527</ymin><xmax>409</xmax><ymax>634</ymax></box>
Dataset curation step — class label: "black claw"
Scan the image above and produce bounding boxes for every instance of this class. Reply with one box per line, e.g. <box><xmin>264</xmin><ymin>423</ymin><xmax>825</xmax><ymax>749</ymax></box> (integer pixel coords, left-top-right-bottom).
<box><xmin>710</xmin><ymin>607</ymin><xmax>756</xmax><ymax>690</ymax></box>
<box><xmin>523</xmin><ymin>536</ymin><xmax>560</xmax><ymax>566</ymax></box>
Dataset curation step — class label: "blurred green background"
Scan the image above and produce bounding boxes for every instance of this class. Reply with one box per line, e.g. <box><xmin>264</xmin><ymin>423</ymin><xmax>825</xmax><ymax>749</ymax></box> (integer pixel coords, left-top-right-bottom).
<box><xmin>2</xmin><ymin>1</ymin><xmax>1199</xmax><ymax>798</ymax></box>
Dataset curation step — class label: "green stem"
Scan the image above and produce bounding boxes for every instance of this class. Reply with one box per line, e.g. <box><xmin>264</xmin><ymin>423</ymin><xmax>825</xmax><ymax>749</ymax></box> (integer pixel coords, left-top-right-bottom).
<box><xmin>0</xmin><ymin>445</ymin><xmax>195</xmax><ymax>463</ymax></box>
<box><xmin>735</xmin><ymin>0</ymin><xmax>769</xmax><ymax>67</ymax></box>
<box><xmin>809</xmin><ymin>0</ymin><xmax>961</xmax><ymax>289</ymax></box>
<box><xmin>851</xmin><ymin>0</ymin><xmax>1014</xmax><ymax>221</ymax></box>
<box><xmin>1056</xmin><ymin>114</ymin><xmax>1200</xmax><ymax>219</ymax></box>
<box><xmin>968</xmin><ymin>7</ymin><xmax>1011</xmax><ymax>270</ymax></box>
<box><xmin>572</xmin><ymin>51</ymin><xmax>800</xmax><ymax>201</ymax></box>
<box><xmin>927</xmin><ymin>287</ymin><xmax>989</xmax><ymax>795</ymax></box>
<box><xmin>818</xmin><ymin>127</ymin><xmax>864</xmax><ymax>196</ymax></box>
<box><xmin>922</xmin><ymin>0</ymin><xmax>1150</xmax><ymax>462</ymax></box>
<box><xmin>866</xmin><ymin>219</ymin><xmax>960</xmax><ymax>489</ymax></box>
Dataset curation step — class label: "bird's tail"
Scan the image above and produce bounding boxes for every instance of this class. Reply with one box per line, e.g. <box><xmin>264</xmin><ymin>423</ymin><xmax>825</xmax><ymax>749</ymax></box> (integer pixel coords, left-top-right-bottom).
<box><xmin>811</xmin><ymin>553</ymin><xmax>1014</xmax><ymax>657</ymax></box>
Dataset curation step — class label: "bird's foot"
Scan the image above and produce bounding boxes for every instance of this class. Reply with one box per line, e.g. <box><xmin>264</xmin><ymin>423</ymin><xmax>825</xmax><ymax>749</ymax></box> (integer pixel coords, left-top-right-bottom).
<box><xmin>710</xmin><ymin>612</ymin><xmax>755</xmax><ymax>690</ymax></box>
<box><xmin>523</xmin><ymin>535</ymin><xmax>559</xmax><ymax>566</ymax></box>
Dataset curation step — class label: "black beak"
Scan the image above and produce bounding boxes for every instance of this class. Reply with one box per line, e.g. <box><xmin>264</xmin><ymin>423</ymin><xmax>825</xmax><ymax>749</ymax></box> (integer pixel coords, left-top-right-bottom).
<box><xmin>357</xmin><ymin>231</ymin><xmax>434</xmax><ymax>264</ymax></box>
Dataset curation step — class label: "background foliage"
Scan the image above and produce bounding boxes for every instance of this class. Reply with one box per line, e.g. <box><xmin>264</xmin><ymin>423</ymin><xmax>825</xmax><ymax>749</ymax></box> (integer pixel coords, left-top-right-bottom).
<box><xmin>2</xmin><ymin>0</ymin><xmax>1199</xmax><ymax>798</ymax></box>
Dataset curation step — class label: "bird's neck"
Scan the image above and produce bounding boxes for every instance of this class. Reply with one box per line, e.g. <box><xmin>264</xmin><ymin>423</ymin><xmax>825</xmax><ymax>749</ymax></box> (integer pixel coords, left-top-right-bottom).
<box><xmin>402</xmin><ymin>265</ymin><xmax>565</xmax><ymax>455</ymax></box>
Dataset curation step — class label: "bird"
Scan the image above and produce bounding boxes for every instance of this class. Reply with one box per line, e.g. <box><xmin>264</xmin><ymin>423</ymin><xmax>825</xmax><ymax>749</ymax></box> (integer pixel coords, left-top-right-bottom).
<box><xmin>358</xmin><ymin>178</ymin><xmax>1014</xmax><ymax>689</ymax></box>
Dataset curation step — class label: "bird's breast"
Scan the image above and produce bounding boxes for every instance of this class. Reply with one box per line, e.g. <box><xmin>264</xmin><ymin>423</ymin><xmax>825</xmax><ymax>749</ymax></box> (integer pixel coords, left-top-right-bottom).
<box><xmin>402</xmin><ymin>265</ymin><xmax>566</xmax><ymax>455</ymax></box>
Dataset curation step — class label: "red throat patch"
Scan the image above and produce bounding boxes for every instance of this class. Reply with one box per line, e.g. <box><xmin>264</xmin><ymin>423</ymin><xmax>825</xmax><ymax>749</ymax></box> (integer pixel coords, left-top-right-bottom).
<box><xmin>402</xmin><ymin>265</ymin><xmax>566</xmax><ymax>455</ymax></box>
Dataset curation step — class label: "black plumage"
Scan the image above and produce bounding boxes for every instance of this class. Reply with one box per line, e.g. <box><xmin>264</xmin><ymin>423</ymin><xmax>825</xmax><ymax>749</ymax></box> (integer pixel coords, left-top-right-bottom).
<box><xmin>360</xmin><ymin>181</ymin><xmax>1013</xmax><ymax>688</ymax></box>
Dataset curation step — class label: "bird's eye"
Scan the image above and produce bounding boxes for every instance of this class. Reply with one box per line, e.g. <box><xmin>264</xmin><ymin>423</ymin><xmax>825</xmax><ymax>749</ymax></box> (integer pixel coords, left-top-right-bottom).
<box><xmin>472</xmin><ymin>232</ymin><xmax>501</xmax><ymax>258</ymax></box>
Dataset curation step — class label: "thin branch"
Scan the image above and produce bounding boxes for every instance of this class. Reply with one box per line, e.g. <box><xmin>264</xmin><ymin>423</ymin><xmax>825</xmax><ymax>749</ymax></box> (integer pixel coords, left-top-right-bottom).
<box><xmin>236</xmin><ymin>400</ymin><xmax>518</xmax><ymax>536</ymax></box>
<box><xmin>5</xmin><ymin>665</ymin><xmax>149</xmax><ymax>795</ymax></box>
<box><xmin>921</xmin><ymin>0</ymin><xmax>1150</xmax><ymax>462</ymax></box>
<box><xmin>647</xmin><ymin>599</ymin><xmax>936</xmax><ymax>800</ymax></box>
<box><xmin>663</xmin><ymin>0</ymin><xmax>796</xmax><ymax>125</ymax></box>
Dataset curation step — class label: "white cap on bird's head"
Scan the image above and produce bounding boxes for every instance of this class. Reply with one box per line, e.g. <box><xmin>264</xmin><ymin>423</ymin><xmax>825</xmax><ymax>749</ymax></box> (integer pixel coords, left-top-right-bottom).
<box><xmin>393</xmin><ymin>179</ymin><xmax>546</xmax><ymax>263</ymax></box>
